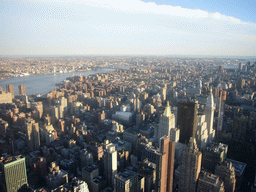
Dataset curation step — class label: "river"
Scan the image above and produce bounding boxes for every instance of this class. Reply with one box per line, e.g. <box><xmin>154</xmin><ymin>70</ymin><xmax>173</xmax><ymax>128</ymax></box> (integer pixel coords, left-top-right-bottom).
<box><xmin>0</xmin><ymin>68</ymin><xmax>115</xmax><ymax>96</ymax></box>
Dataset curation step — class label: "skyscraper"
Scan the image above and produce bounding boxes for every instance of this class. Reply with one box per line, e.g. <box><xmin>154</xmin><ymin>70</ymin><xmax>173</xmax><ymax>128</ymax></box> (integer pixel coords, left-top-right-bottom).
<box><xmin>139</xmin><ymin>136</ymin><xmax>175</xmax><ymax>192</ymax></box>
<box><xmin>0</xmin><ymin>155</ymin><xmax>28</xmax><ymax>192</ymax></box>
<box><xmin>26</xmin><ymin>119</ymin><xmax>40</xmax><ymax>151</ymax></box>
<box><xmin>155</xmin><ymin>101</ymin><xmax>175</xmax><ymax>146</ymax></box>
<box><xmin>177</xmin><ymin>101</ymin><xmax>198</xmax><ymax>144</ymax></box>
<box><xmin>6</xmin><ymin>84</ymin><xmax>14</xmax><ymax>99</ymax></box>
<box><xmin>196</xmin><ymin>114</ymin><xmax>208</xmax><ymax>149</ymax></box>
<box><xmin>18</xmin><ymin>85</ymin><xmax>26</xmax><ymax>95</ymax></box>
<box><xmin>179</xmin><ymin>137</ymin><xmax>202</xmax><ymax>192</ymax></box>
<box><xmin>205</xmin><ymin>88</ymin><xmax>215</xmax><ymax>143</ymax></box>
<box><xmin>155</xmin><ymin>136</ymin><xmax>175</xmax><ymax>192</ymax></box>
<box><xmin>104</xmin><ymin>145</ymin><xmax>117</xmax><ymax>186</ymax></box>
<box><xmin>161</xmin><ymin>87</ymin><xmax>167</xmax><ymax>101</ymax></box>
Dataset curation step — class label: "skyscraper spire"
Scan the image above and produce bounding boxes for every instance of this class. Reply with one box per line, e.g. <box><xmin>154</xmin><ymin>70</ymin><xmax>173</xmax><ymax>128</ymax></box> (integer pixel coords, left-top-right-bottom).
<box><xmin>155</xmin><ymin>101</ymin><xmax>175</xmax><ymax>146</ymax></box>
<box><xmin>163</xmin><ymin>101</ymin><xmax>172</xmax><ymax>117</ymax></box>
<box><xmin>206</xmin><ymin>86</ymin><xmax>214</xmax><ymax>108</ymax></box>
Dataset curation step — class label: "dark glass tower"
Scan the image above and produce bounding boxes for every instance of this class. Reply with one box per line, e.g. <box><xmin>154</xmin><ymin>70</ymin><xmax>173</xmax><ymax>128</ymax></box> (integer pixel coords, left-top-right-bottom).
<box><xmin>177</xmin><ymin>101</ymin><xmax>198</xmax><ymax>144</ymax></box>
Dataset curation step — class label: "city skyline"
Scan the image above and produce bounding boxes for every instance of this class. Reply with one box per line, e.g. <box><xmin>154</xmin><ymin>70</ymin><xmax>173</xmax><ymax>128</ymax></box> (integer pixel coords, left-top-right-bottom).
<box><xmin>1</xmin><ymin>0</ymin><xmax>256</xmax><ymax>56</ymax></box>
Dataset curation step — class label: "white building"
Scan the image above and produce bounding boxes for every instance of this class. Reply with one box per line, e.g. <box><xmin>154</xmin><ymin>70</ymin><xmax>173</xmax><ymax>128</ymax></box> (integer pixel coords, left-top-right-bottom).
<box><xmin>196</xmin><ymin>114</ymin><xmax>208</xmax><ymax>149</ymax></box>
<box><xmin>104</xmin><ymin>145</ymin><xmax>117</xmax><ymax>186</ymax></box>
<box><xmin>155</xmin><ymin>101</ymin><xmax>175</xmax><ymax>146</ymax></box>
<box><xmin>205</xmin><ymin>88</ymin><xmax>215</xmax><ymax>143</ymax></box>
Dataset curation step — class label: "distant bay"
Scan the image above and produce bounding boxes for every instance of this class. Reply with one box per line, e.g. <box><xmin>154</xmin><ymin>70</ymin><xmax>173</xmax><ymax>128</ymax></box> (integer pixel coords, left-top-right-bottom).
<box><xmin>0</xmin><ymin>68</ymin><xmax>115</xmax><ymax>96</ymax></box>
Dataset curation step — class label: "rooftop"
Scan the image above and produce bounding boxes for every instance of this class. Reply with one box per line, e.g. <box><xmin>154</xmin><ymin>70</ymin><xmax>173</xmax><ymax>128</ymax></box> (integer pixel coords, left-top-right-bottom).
<box><xmin>83</xmin><ymin>164</ymin><xmax>98</xmax><ymax>173</ymax></box>
<box><xmin>0</xmin><ymin>155</ymin><xmax>24</xmax><ymax>164</ymax></box>
<box><xmin>226</xmin><ymin>158</ymin><xmax>247</xmax><ymax>176</ymax></box>
<box><xmin>115</xmin><ymin>169</ymin><xmax>137</xmax><ymax>182</ymax></box>
<box><xmin>205</xmin><ymin>142</ymin><xmax>228</xmax><ymax>153</ymax></box>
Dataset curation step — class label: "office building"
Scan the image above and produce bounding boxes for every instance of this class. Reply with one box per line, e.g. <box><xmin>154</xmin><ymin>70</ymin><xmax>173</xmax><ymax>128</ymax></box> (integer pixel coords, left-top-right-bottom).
<box><xmin>232</xmin><ymin>114</ymin><xmax>248</xmax><ymax>141</ymax></box>
<box><xmin>18</xmin><ymin>84</ymin><xmax>26</xmax><ymax>95</ymax></box>
<box><xmin>114</xmin><ymin>169</ymin><xmax>139</xmax><ymax>192</ymax></box>
<box><xmin>0</xmin><ymin>91</ymin><xmax>13</xmax><ymax>104</ymax></box>
<box><xmin>26</xmin><ymin>119</ymin><xmax>40</xmax><ymax>151</ymax></box>
<box><xmin>170</xmin><ymin>127</ymin><xmax>180</xmax><ymax>142</ymax></box>
<box><xmin>31</xmin><ymin>101</ymin><xmax>43</xmax><ymax>120</ymax></box>
<box><xmin>104</xmin><ymin>145</ymin><xmax>117</xmax><ymax>186</ymax></box>
<box><xmin>33</xmin><ymin>157</ymin><xmax>47</xmax><ymax>178</ymax></box>
<box><xmin>137</xmin><ymin>161</ymin><xmax>156</xmax><ymax>192</ymax></box>
<box><xmin>161</xmin><ymin>87</ymin><xmax>166</xmax><ymax>101</ymax></box>
<box><xmin>46</xmin><ymin>162</ymin><xmax>68</xmax><ymax>190</ymax></box>
<box><xmin>155</xmin><ymin>101</ymin><xmax>175</xmax><ymax>146</ymax></box>
<box><xmin>197</xmin><ymin>172</ymin><xmax>224</xmax><ymax>192</ymax></box>
<box><xmin>156</xmin><ymin>136</ymin><xmax>175</xmax><ymax>192</ymax></box>
<box><xmin>205</xmin><ymin>88</ymin><xmax>215</xmax><ymax>142</ymax></box>
<box><xmin>196</xmin><ymin>114</ymin><xmax>208</xmax><ymax>149</ymax></box>
<box><xmin>177</xmin><ymin>101</ymin><xmax>198</xmax><ymax>144</ymax></box>
<box><xmin>215</xmin><ymin>161</ymin><xmax>236</xmax><ymax>192</ymax></box>
<box><xmin>226</xmin><ymin>158</ymin><xmax>247</xmax><ymax>191</ymax></box>
<box><xmin>82</xmin><ymin>164</ymin><xmax>99</xmax><ymax>191</ymax></box>
<box><xmin>0</xmin><ymin>155</ymin><xmax>28</xmax><ymax>192</ymax></box>
<box><xmin>179</xmin><ymin>137</ymin><xmax>202</xmax><ymax>192</ymax></box>
<box><xmin>6</xmin><ymin>84</ymin><xmax>14</xmax><ymax>99</ymax></box>
<box><xmin>202</xmin><ymin>142</ymin><xmax>228</xmax><ymax>173</ymax></box>
<box><xmin>71</xmin><ymin>178</ymin><xmax>90</xmax><ymax>192</ymax></box>
<box><xmin>139</xmin><ymin>136</ymin><xmax>175</xmax><ymax>192</ymax></box>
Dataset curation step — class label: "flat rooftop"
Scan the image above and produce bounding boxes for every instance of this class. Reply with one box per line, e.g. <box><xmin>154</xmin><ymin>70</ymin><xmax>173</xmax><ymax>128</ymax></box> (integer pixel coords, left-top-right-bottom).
<box><xmin>0</xmin><ymin>155</ymin><xmax>24</xmax><ymax>165</ymax></box>
<box><xmin>115</xmin><ymin>169</ymin><xmax>137</xmax><ymax>182</ymax></box>
<box><xmin>226</xmin><ymin>158</ymin><xmax>247</xmax><ymax>176</ymax></box>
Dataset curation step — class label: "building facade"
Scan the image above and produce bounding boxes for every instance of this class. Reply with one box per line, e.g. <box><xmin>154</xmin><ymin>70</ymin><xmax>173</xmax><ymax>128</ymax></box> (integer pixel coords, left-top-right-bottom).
<box><xmin>155</xmin><ymin>102</ymin><xmax>175</xmax><ymax>146</ymax></box>
<box><xmin>0</xmin><ymin>155</ymin><xmax>28</xmax><ymax>192</ymax></box>
<box><xmin>177</xmin><ymin>101</ymin><xmax>198</xmax><ymax>144</ymax></box>
<box><xmin>179</xmin><ymin>137</ymin><xmax>202</xmax><ymax>192</ymax></box>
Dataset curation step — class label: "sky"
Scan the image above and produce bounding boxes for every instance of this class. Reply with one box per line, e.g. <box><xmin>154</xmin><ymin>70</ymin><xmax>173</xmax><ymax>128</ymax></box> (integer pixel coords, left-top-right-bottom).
<box><xmin>1</xmin><ymin>0</ymin><xmax>256</xmax><ymax>56</ymax></box>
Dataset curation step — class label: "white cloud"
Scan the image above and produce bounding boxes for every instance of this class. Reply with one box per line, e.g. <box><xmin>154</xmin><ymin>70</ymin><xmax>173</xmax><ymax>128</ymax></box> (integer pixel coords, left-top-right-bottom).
<box><xmin>3</xmin><ymin>0</ymin><xmax>256</xmax><ymax>55</ymax></box>
<box><xmin>55</xmin><ymin>0</ymin><xmax>253</xmax><ymax>24</ymax></box>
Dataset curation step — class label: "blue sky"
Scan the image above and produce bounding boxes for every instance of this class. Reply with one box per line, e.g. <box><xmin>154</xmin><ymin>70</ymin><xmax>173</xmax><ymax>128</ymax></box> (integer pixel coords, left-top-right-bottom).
<box><xmin>1</xmin><ymin>0</ymin><xmax>256</xmax><ymax>56</ymax></box>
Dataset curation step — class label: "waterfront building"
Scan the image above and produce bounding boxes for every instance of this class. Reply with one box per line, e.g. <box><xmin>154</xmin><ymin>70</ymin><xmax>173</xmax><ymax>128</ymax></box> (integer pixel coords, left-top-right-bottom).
<box><xmin>0</xmin><ymin>91</ymin><xmax>13</xmax><ymax>104</ymax></box>
<box><xmin>18</xmin><ymin>84</ymin><xmax>26</xmax><ymax>95</ymax></box>
<box><xmin>6</xmin><ymin>84</ymin><xmax>14</xmax><ymax>98</ymax></box>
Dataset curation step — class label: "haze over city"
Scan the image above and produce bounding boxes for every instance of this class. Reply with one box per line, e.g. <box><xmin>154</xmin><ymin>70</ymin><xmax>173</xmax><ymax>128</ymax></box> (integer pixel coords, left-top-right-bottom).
<box><xmin>1</xmin><ymin>1</ymin><xmax>256</xmax><ymax>192</ymax></box>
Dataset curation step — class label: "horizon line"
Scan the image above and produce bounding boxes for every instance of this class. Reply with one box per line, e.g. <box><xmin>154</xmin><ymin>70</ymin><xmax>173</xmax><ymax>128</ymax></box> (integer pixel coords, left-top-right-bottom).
<box><xmin>1</xmin><ymin>54</ymin><xmax>256</xmax><ymax>59</ymax></box>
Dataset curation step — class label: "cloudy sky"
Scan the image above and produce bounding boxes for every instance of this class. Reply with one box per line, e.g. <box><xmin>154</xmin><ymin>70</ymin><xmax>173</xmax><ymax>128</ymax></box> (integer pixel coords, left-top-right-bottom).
<box><xmin>1</xmin><ymin>0</ymin><xmax>256</xmax><ymax>56</ymax></box>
